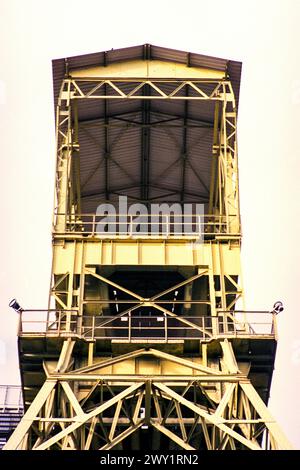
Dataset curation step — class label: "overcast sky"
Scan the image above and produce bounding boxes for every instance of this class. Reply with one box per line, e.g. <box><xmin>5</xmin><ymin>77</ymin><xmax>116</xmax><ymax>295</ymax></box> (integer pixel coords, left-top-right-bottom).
<box><xmin>0</xmin><ymin>0</ymin><xmax>299</xmax><ymax>448</ymax></box>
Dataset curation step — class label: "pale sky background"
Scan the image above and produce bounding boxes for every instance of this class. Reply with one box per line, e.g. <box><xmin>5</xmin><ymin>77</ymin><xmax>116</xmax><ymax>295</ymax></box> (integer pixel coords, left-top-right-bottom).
<box><xmin>0</xmin><ymin>0</ymin><xmax>299</xmax><ymax>449</ymax></box>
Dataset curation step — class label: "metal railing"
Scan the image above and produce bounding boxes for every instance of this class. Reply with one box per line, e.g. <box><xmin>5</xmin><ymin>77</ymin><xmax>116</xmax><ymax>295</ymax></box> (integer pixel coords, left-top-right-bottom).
<box><xmin>0</xmin><ymin>386</ymin><xmax>24</xmax><ymax>449</ymax></box>
<box><xmin>0</xmin><ymin>385</ymin><xmax>23</xmax><ymax>412</ymax></box>
<box><xmin>53</xmin><ymin>213</ymin><xmax>241</xmax><ymax>239</ymax></box>
<box><xmin>18</xmin><ymin>310</ymin><xmax>276</xmax><ymax>343</ymax></box>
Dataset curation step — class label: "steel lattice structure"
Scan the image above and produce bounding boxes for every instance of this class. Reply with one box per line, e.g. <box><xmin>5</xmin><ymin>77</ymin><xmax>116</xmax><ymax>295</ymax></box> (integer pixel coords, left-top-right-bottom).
<box><xmin>4</xmin><ymin>44</ymin><xmax>292</xmax><ymax>451</ymax></box>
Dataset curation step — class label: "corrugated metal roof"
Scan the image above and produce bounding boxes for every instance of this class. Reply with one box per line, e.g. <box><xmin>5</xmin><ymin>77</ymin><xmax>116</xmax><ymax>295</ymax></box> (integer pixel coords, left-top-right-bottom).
<box><xmin>52</xmin><ymin>44</ymin><xmax>242</xmax><ymax>107</ymax></box>
<box><xmin>52</xmin><ymin>44</ymin><xmax>242</xmax><ymax>212</ymax></box>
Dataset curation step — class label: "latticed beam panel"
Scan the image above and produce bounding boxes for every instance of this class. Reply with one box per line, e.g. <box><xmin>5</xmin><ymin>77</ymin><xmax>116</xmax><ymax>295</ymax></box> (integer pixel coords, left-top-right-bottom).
<box><xmin>4</xmin><ymin>343</ymin><xmax>292</xmax><ymax>450</ymax></box>
<box><xmin>68</xmin><ymin>79</ymin><xmax>230</xmax><ymax>101</ymax></box>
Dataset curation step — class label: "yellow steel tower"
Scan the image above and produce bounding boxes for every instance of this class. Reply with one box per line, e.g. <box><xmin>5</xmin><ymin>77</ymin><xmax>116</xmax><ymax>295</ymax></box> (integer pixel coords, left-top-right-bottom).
<box><xmin>4</xmin><ymin>45</ymin><xmax>292</xmax><ymax>450</ymax></box>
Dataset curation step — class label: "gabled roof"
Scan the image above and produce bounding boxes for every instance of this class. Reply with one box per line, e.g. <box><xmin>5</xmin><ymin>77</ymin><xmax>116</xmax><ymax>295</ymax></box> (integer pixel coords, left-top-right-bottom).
<box><xmin>52</xmin><ymin>45</ymin><xmax>242</xmax><ymax>211</ymax></box>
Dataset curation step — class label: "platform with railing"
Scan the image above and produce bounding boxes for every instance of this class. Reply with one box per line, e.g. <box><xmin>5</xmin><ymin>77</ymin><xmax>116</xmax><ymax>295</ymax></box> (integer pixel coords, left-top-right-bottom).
<box><xmin>17</xmin><ymin>310</ymin><xmax>277</xmax><ymax>343</ymax></box>
<box><xmin>0</xmin><ymin>385</ymin><xmax>23</xmax><ymax>449</ymax></box>
<box><xmin>53</xmin><ymin>212</ymin><xmax>241</xmax><ymax>239</ymax></box>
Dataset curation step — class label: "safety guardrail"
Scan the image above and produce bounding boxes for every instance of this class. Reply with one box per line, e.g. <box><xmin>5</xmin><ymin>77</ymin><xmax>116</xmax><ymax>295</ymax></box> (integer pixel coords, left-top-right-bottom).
<box><xmin>53</xmin><ymin>213</ymin><xmax>241</xmax><ymax>239</ymax></box>
<box><xmin>17</xmin><ymin>310</ymin><xmax>276</xmax><ymax>342</ymax></box>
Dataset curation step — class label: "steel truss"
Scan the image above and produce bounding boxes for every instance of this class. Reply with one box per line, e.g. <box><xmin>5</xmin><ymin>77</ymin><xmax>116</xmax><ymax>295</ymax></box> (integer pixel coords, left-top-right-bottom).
<box><xmin>68</xmin><ymin>78</ymin><xmax>232</xmax><ymax>101</ymax></box>
<box><xmin>50</xmin><ymin>265</ymin><xmax>244</xmax><ymax>332</ymax></box>
<box><xmin>4</xmin><ymin>340</ymin><xmax>291</xmax><ymax>450</ymax></box>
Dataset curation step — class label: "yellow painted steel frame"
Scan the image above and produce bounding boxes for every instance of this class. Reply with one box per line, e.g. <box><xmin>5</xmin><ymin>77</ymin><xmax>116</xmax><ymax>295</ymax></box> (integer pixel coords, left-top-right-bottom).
<box><xmin>4</xmin><ymin>59</ymin><xmax>292</xmax><ymax>450</ymax></box>
<box><xmin>4</xmin><ymin>342</ymin><xmax>291</xmax><ymax>450</ymax></box>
